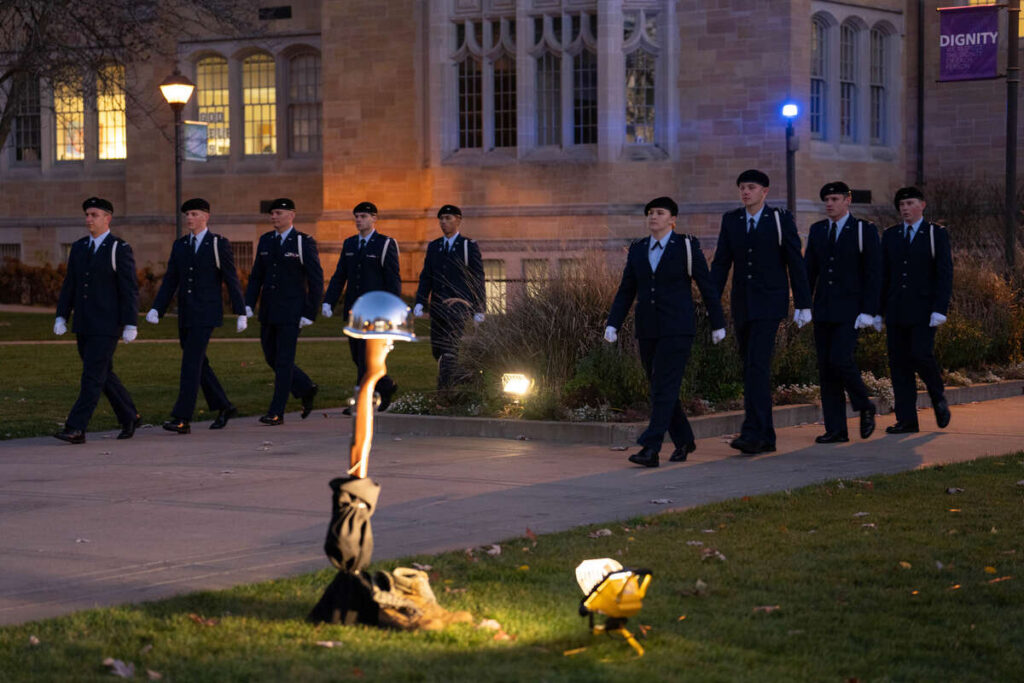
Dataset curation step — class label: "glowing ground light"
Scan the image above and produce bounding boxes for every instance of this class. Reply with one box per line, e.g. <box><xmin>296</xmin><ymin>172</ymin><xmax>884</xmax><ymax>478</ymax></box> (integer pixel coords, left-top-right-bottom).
<box><xmin>502</xmin><ymin>373</ymin><xmax>533</xmax><ymax>396</ymax></box>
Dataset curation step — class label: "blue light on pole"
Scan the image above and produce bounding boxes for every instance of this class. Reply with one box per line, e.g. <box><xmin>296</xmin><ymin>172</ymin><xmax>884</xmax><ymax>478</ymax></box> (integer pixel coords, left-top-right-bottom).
<box><xmin>782</xmin><ymin>102</ymin><xmax>799</xmax><ymax>213</ymax></box>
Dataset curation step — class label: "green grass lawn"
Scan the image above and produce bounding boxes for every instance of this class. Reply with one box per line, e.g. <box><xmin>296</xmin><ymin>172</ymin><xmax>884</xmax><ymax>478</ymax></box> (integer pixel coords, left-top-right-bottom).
<box><xmin>0</xmin><ymin>311</ymin><xmax>438</xmax><ymax>439</ymax></box>
<box><xmin>1</xmin><ymin>454</ymin><xmax>1021</xmax><ymax>682</ymax></box>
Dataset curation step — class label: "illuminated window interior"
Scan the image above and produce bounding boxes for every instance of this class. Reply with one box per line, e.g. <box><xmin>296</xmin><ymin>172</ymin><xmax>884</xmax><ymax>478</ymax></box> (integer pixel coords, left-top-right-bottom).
<box><xmin>197</xmin><ymin>56</ymin><xmax>231</xmax><ymax>156</ymax></box>
<box><xmin>97</xmin><ymin>64</ymin><xmax>126</xmax><ymax>160</ymax></box>
<box><xmin>243</xmin><ymin>53</ymin><xmax>276</xmax><ymax>155</ymax></box>
<box><xmin>54</xmin><ymin>81</ymin><xmax>85</xmax><ymax>161</ymax></box>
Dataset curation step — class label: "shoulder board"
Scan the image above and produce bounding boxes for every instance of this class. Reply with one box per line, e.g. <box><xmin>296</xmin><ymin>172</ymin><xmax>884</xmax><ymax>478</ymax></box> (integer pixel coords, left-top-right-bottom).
<box><xmin>630</xmin><ymin>237</ymin><xmax>647</xmax><ymax>247</ymax></box>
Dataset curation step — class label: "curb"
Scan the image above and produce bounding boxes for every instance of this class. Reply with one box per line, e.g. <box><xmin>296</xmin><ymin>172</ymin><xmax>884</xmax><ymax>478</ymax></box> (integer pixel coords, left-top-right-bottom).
<box><xmin>372</xmin><ymin>380</ymin><xmax>1024</xmax><ymax>445</ymax></box>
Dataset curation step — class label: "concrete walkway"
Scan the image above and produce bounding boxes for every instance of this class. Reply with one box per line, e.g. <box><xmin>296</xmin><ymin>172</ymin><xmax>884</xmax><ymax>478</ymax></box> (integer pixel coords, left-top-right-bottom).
<box><xmin>1</xmin><ymin>396</ymin><xmax>1022</xmax><ymax>626</ymax></box>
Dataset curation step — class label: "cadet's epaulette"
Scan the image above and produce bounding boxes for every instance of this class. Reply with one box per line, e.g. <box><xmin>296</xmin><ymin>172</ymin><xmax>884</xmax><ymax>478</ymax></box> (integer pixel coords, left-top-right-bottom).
<box><xmin>683</xmin><ymin>233</ymin><xmax>697</xmax><ymax>241</ymax></box>
<box><xmin>630</xmin><ymin>237</ymin><xmax>647</xmax><ymax>247</ymax></box>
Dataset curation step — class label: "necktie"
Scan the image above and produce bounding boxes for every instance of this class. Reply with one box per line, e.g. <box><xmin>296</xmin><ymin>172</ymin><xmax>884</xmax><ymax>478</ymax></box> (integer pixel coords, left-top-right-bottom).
<box><xmin>190</xmin><ymin>235</ymin><xmax>197</xmax><ymax>252</ymax></box>
<box><xmin>650</xmin><ymin>241</ymin><xmax>662</xmax><ymax>251</ymax></box>
<box><xmin>748</xmin><ymin>217</ymin><xmax>755</xmax><ymax>234</ymax></box>
<box><xmin>829</xmin><ymin>222</ymin><xmax>838</xmax><ymax>245</ymax></box>
<box><xmin>359</xmin><ymin>238</ymin><xmax>367</xmax><ymax>253</ymax></box>
<box><xmin>905</xmin><ymin>225</ymin><xmax>913</xmax><ymax>245</ymax></box>
<box><xmin>90</xmin><ymin>240</ymin><xmax>97</xmax><ymax>255</ymax></box>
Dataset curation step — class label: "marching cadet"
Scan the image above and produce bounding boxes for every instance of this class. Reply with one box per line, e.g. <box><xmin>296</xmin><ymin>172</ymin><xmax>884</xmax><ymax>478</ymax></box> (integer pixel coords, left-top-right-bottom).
<box><xmin>605</xmin><ymin>196</ymin><xmax>727</xmax><ymax>468</ymax></box>
<box><xmin>880</xmin><ymin>187</ymin><xmax>954</xmax><ymax>433</ymax></box>
<box><xmin>805</xmin><ymin>182</ymin><xmax>881</xmax><ymax>443</ymax></box>
<box><xmin>244</xmin><ymin>198</ymin><xmax>324</xmax><ymax>426</ymax></box>
<box><xmin>53</xmin><ymin>197</ymin><xmax>140</xmax><ymax>444</ymax></box>
<box><xmin>322</xmin><ymin>201</ymin><xmax>402</xmax><ymax>412</ymax></box>
<box><xmin>710</xmin><ymin>170</ymin><xmax>812</xmax><ymax>455</ymax></box>
<box><xmin>413</xmin><ymin>204</ymin><xmax>486</xmax><ymax>390</ymax></box>
<box><xmin>146</xmin><ymin>198</ymin><xmax>247</xmax><ymax>433</ymax></box>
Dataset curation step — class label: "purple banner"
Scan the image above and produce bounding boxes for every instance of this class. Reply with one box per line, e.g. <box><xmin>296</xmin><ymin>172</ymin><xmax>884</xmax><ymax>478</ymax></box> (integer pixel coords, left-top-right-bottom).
<box><xmin>939</xmin><ymin>5</ymin><xmax>1000</xmax><ymax>82</ymax></box>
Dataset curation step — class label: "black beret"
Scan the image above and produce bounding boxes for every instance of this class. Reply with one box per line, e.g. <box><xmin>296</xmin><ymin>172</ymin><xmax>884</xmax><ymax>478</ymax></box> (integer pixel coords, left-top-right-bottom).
<box><xmin>353</xmin><ymin>201</ymin><xmax>378</xmax><ymax>215</ymax></box>
<box><xmin>736</xmin><ymin>169</ymin><xmax>770</xmax><ymax>187</ymax></box>
<box><xmin>893</xmin><ymin>186</ymin><xmax>925</xmax><ymax>208</ymax></box>
<box><xmin>82</xmin><ymin>197</ymin><xmax>114</xmax><ymax>214</ymax></box>
<box><xmin>644</xmin><ymin>196</ymin><xmax>678</xmax><ymax>216</ymax></box>
<box><xmin>267</xmin><ymin>198</ymin><xmax>295</xmax><ymax>213</ymax></box>
<box><xmin>437</xmin><ymin>204</ymin><xmax>462</xmax><ymax>218</ymax></box>
<box><xmin>181</xmin><ymin>197</ymin><xmax>210</xmax><ymax>213</ymax></box>
<box><xmin>819</xmin><ymin>182</ymin><xmax>851</xmax><ymax>200</ymax></box>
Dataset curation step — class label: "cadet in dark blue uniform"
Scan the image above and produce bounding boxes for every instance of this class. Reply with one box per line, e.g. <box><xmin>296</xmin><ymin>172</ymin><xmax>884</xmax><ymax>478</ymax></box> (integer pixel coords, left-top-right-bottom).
<box><xmin>710</xmin><ymin>170</ymin><xmax>813</xmax><ymax>455</ymax></box>
<box><xmin>880</xmin><ymin>186</ymin><xmax>954</xmax><ymax>433</ymax></box>
<box><xmin>605</xmin><ymin>196</ymin><xmax>727</xmax><ymax>468</ymax></box>
<box><xmin>147</xmin><ymin>198</ymin><xmax>247</xmax><ymax>433</ymax></box>
<box><xmin>244</xmin><ymin>198</ymin><xmax>324</xmax><ymax>425</ymax></box>
<box><xmin>322</xmin><ymin>201</ymin><xmax>402</xmax><ymax>411</ymax></box>
<box><xmin>805</xmin><ymin>182</ymin><xmax>881</xmax><ymax>443</ymax></box>
<box><xmin>413</xmin><ymin>204</ymin><xmax>486</xmax><ymax>389</ymax></box>
<box><xmin>53</xmin><ymin>197</ymin><xmax>140</xmax><ymax>444</ymax></box>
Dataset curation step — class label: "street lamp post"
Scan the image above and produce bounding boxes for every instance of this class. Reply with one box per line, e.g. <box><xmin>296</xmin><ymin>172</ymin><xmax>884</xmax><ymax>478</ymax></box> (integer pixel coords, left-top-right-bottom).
<box><xmin>782</xmin><ymin>103</ymin><xmax>799</xmax><ymax>215</ymax></box>
<box><xmin>159</xmin><ymin>70</ymin><xmax>195</xmax><ymax>239</ymax></box>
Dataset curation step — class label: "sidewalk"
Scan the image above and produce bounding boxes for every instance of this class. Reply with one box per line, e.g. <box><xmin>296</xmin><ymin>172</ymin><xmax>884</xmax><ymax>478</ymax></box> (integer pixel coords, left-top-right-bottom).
<box><xmin>1</xmin><ymin>396</ymin><xmax>1022</xmax><ymax>626</ymax></box>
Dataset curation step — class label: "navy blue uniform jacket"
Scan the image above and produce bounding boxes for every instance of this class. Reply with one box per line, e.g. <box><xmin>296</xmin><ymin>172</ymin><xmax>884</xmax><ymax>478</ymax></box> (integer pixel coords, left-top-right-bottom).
<box><xmin>245</xmin><ymin>230</ymin><xmax>324</xmax><ymax>325</ymax></box>
<box><xmin>57</xmin><ymin>234</ymin><xmax>139</xmax><ymax>336</ymax></box>
<box><xmin>414</xmin><ymin>234</ymin><xmax>485</xmax><ymax>316</ymax></box>
<box><xmin>152</xmin><ymin>232</ymin><xmax>246</xmax><ymax>327</ymax></box>
<box><xmin>607</xmin><ymin>233</ymin><xmax>726</xmax><ymax>338</ymax></box>
<box><xmin>880</xmin><ymin>222</ymin><xmax>953</xmax><ymax>326</ymax></box>
<box><xmin>710</xmin><ymin>205</ymin><xmax>812</xmax><ymax>324</ymax></box>
<box><xmin>804</xmin><ymin>215</ymin><xmax>882</xmax><ymax>323</ymax></box>
<box><xmin>324</xmin><ymin>232</ymin><xmax>402</xmax><ymax>316</ymax></box>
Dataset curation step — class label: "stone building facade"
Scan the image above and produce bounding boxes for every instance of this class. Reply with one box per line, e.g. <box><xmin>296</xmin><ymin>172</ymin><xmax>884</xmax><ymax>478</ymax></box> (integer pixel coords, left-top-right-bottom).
<box><xmin>0</xmin><ymin>0</ymin><xmax>1019</xmax><ymax>309</ymax></box>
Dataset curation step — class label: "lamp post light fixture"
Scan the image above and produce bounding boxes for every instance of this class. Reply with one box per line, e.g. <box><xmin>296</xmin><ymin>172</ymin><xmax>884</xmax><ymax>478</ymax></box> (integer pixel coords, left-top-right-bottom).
<box><xmin>160</xmin><ymin>69</ymin><xmax>195</xmax><ymax>238</ymax></box>
<box><xmin>781</xmin><ymin>102</ymin><xmax>799</xmax><ymax>215</ymax></box>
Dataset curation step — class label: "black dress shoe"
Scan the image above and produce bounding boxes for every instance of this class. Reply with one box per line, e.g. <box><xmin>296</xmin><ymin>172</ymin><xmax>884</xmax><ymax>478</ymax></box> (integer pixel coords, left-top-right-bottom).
<box><xmin>859</xmin><ymin>403</ymin><xmax>877</xmax><ymax>439</ymax></box>
<box><xmin>815</xmin><ymin>431</ymin><xmax>850</xmax><ymax>444</ymax></box>
<box><xmin>739</xmin><ymin>440</ymin><xmax>775</xmax><ymax>455</ymax></box>
<box><xmin>885</xmin><ymin>421</ymin><xmax>919</xmax><ymax>434</ymax></box>
<box><xmin>729</xmin><ymin>437</ymin><xmax>750</xmax><ymax>452</ymax></box>
<box><xmin>378</xmin><ymin>383</ymin><xmax>397</xmax><ymax>412</ymax></box>
<box><xmin>627</xmin><ymin>447</ymin><xmax>659</xmax><ymax>468</ymax></box>
<box><xmin>210</xmin><ymin>405</ymin><xmax>238</xmax><ymax>430</ymax></box>
<box><xmin>669</xmin><ymin>442</ymin><xmax>696</xmax><ymax>462</ymax></box>
<box><xmin>54</xmin><ymin>428</ymin><xmax>85</xmax><ymax>444</ymax></box>
<box><xmin>259</xmin><ymin>414</ymin><xmax>284</xmax><ymax>426</ymax></box>
<box><xmin>117</xmin><ymin>414</ymin><xmax>142</xmax><ymax>440</ymax></box>
<box><xmin>162</xmin><ymin>418</ymin><xmax>191</xmax><ymax>434</ymax></box>
<box><xmin>301</xmin><ymin>385</ymin><xmax>319</xmax><ymax>420</ymax></box>
<box><xmin>933</xmin><ymin>398</ymin><xmax>951</xmax><ymax>429</ymax></box>
<box><xmin>341</xmin><ymin>406</ymin><xmax>353</xmax><ymax>416</ymax></box>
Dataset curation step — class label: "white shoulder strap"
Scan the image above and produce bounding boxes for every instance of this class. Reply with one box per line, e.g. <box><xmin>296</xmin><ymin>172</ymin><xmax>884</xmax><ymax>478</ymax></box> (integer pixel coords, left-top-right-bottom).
<box><xmin>858</xmin><ymin>221</ymin><xmax>863</xmax><ymax>254</ymax></box>
<box><xmin>773</xmin><ymin>210</ymin><xmax>783</xmax><ymax>246</ymax></box>
<box><xmin>464</xmin><ymin>240</ymin><xmax>469</xmax><ymax>267</ymax></box>
<box><xmin>213</xmin><ymin>236</ymin><xmax>221</xmax><ymax>270</ymax></box>
<box><xmin>929</xmin><ymin>224</ymin><xmax>935</xmax><ymax>258</ymax></box>
<box><xmin>381</xmin><ymin>237</ymin><xmax>391</xmax><ymax>262</ymax></box>
<box><xmin>110</xmin><ymin>241</ymin><xmax>117</xmax><ymax>271</ymax></box>
<box><xmin>684</xmin><ymin>236</ymin><xmax>693</xmax><ymax>277</ymax></box>
<box><xmin>297</xmin><ymin>234</ymin><xmax>304</xmax><ymax>265</ymax></box>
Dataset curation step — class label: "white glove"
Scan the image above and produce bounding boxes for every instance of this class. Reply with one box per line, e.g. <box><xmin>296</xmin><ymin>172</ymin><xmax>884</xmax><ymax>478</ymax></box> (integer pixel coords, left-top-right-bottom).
<box><xmin>711</xmin><ymin>328</ymin><xmax>726</xmax><ymax>345</ymax></box>
<box><xmin>145</xmin><ymin>309</ymin><xmax>160</xmax><ymax>324</ymax></box>
<box><xmin>794</xmin><ymin>308</ymin><xmax>812</xmax><ymax>328</ymax></box>
<box><xmin>929</xmin><ymin>312</ymin><xmax>947</xmax><ymax>327</ymax></box>
<box><xmin>413</xmin><ymin>303</ymin><xmax>424</xmax><ymax>317</ymax></box>
<box><xmin>604</xmin><ymin>326</ymin><xmax>618</xmax><ymax>343</ymax></box>
<box><xmin>53</xmin><ymin>317</ymin><xmax>67</xmax><ymax>336</ymax></box>
<box><xmin>236</xmin><ymin>315</ymin><xmax>247</xmax><ymax>333</ymax></box>
<box><xmin>854</xmin><ymin>313</ymin><xmax>874</xmax><ymax>330</ymax></box>
<box><xmin>473</xmin><ymin>312</ymin><xmax>485</xmax><ymax>324</ymax></box>
<box><xmin>245</xmin><ymin>305</ymin><xmax>254</xmax><ymax>318</ymax></box>
<box><xmin>321</xmin><ymin>302</ymin><xmax>333</xmax><ymax>318</ymax></box>
<box><xmin>872</xmin><ymin>315</ymin><xmax>883</xmax><ymax>332</ymax></box>
<box><xmin>122</xmin><ymin>325</ymin><xmax>137</xmax><ymax>343</ymax></box>
<box><xmin>299</xmin><ymin>316</ymin><xmax>313</xmax><ymax>328</ymax></box>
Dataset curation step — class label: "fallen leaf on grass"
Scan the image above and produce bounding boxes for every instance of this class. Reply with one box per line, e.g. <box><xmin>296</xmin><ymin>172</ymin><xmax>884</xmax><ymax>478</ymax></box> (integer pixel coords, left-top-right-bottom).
<box><xmin>493</xmin><ymin>629</ymin><xmax>516</xmax><ymax>641</ymax></box>
<box><xmin>517</xmin><ymin>565</ymin><xmax>530</xmax><ymax>571</ymax></box>
<box><xmin>685</xmin><ymin>540</ymin><xmax>704</xmax><ymax>547</ymax></box>
<box><xmin>700</xmin><ymin>548</ymin><xmax>727</xmax><ymax>562</ymax></box>
<box><xmin>188</xmin><ymin>613</ymin><xmax>218</xmax><ymax>627</ymax></box>
<box><xmin>678</xmin><ymin>615</ymin><xmax>687</xmax><ymax>621</ymax></box>
<box><xmin>984</xmin><ymin>566</ymin><xmax>997</xmax><ymax>574</ymax></box>
<box><xmin>563</xmin><ymin>647</ymin><xmax>587</xmax><ymax>656</ymax></box>
<box><xmin>444</xmin><ymin>586</ymin><xmax>467</xmax><ymax>594</ymax></box>
<box><xmin>485</xmin><ymin>544</ymin><xmax>501</xmax><ymax>556</ymax></box>
<box><xmin>861</xmin><ymin>523</ymin><xmax>876</xmax><ymax>529</ymax></box>
<box><xmin>525</xmin><ymin>527</ymin><xmax>538</xmax><ymax>545</ymax></box>
<box><xmin>947</xmin><ymin>584</ymin><xmax>961</xmax><ymax>591</ymax></box>
<box><xmin>28</xmin><ymin>635</ymin><xmax>39</xmax><ymax>646</ymax></box>
<box><xmin>752</xmin><ymin>605</ymin><xmax>780</xmax><ymax>614</ymax></box>
<box><xmin>701</xmin><ymin>529</ymin><xmax>716</xmax><ymax>534</ymax></box>
<box><xmin>949</xmin><ymin>509</ymin><xmax>962</xmax><ymax>513</ymax></box>
<box><xmin>146</xmin><ymin>670</ymin><xmax>163</xmax><ymax>680</ymax></box>
<box><xmin>946</xmin><ymin>487</ymin><xmax>965</xmax><ymax>494</ymax></box>
<box><xmin>411</xmin><ymin>562</ymin><xmax>432</xmax><ymax>571</ymax></box>
<box><xmin>637</xmin><ymin>624</ymin><xmax>651</xmax><ymax>636</ymax></box>
<box><xmin>911</xmin><ymin>590</ymin><xmax>920</xmax><ymax>595</ymax></box>
<box><xmin>852</xmin><ymin>512</ymin><xmax>870</xmax><ymax>517</ymax></box>
<box><xmin>588</xmin><ymin>528</ymin><xmax>612</xmax><ymax>538</ymax></box>
<box><xmin>650</xmin><ymin>498</ymin><xmax>672</xmax><ymax>505</ymax></box>
<box><xmin>102</xmin><ymin>658</ymin><xmax>135</xmax><ymax>679</ymax></box>
<box><xmin>478</xmin><ymin>618</ymin><xmax>502</xmax><ymax>630</ymax></box>
<box><xmin>315</xmin><ymin>641</ymin><xmax>344</xmax><ymax>648</ymax></box>
<box><xmin>139</xmin><ymin>644</ymin><xmax>153</xmax><ymax>655</ymax></box>
<box><xmin>987</xmin><ymin>576</ymin><xmax>1013</xmax><ymax>584</ymax></box>
<box><xmin>899</xmin><ymin>561</ymin><xmax>912</xmax><ymax>569</ymax></box>
<box><xmin>852</xmin><ymin>480</ymin><xmax>874</xmax><ymax>489</ymax></box>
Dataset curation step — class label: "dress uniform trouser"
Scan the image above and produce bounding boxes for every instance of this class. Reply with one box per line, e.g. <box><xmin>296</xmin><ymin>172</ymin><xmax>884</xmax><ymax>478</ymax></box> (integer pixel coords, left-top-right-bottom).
<box><xmin>66</xmin><ymin>334</ymin><xmax>136</xmax><ymax>431</ymax></box>
<box><xmin>430</xmin><ymin>307</ymin><xmax>468</xmax><ymax>389</ymax></box>
<box><xmin>814</xmin><ymin>321</ymin><xmax>872</xmax><ymax>435</ymax></box>
<box><xmin>260</xmin><ymin>323</ymin><xmax>315</xmax><ymax>416</ymax></box>
<box><xmin>636</xmin><ymin>335</ymin><xmax>695</xmax><ymax>453</ymax></box>
<box><xmin>886</xmin><ymin>323</ymin><xmax>945</xmax><ymax>425</ymax></box>
<box><xmin>349</xmin><ymin>338</ymin><xmax>396</xmax><ymax>395</ymax></box>
<box><xmin>736</xmin><ymin>318</ymin><xmax>781</xmax><ymax>446</ymax></box>
<box><xmin>172</xmin><ymin>325</ymin><xmax>231</xmax><ymax>420</ymax></box>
